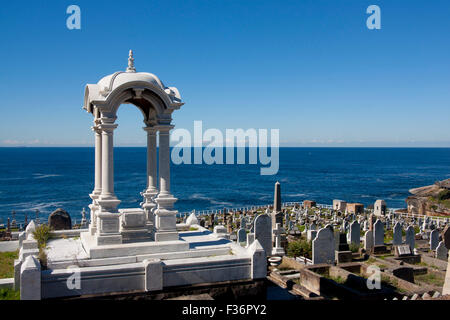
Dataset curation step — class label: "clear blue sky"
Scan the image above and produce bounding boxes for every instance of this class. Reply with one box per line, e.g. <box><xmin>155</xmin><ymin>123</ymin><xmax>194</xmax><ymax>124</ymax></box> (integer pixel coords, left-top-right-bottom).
<box><xmin>0</xmin><ymin>0</ymin><xmax>449</xmax><ymax>147</ymax></box>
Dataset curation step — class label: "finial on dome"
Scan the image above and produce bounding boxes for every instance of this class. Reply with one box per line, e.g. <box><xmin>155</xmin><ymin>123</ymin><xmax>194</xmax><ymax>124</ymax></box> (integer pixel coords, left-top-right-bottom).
<box><xmin>126</xmin><ymin>50</ymin><xmax>136</xmax><ymax>72</ymax></box>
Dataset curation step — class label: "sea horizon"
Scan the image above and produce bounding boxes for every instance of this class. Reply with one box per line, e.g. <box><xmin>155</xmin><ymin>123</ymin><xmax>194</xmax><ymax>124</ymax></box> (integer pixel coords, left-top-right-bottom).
<box><xmin>1</xmin><ymin>147</ymin><xmax>449</xmax><ymax>223</ymax></box>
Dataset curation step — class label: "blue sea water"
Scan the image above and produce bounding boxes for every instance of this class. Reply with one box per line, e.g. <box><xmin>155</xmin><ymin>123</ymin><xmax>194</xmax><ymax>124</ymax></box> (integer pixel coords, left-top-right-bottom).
<box><xmin>0</xmin><ymin>147</ymin><xmax>449</xmax><ymax>223</ymax></box>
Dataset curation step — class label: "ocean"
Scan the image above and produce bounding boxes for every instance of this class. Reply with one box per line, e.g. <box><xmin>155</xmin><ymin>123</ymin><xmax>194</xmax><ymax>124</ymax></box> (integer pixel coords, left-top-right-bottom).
<box><xmin>0</xmin><ymin>147</ymin><xmax>449</xmax><ymax>223</ymax></box>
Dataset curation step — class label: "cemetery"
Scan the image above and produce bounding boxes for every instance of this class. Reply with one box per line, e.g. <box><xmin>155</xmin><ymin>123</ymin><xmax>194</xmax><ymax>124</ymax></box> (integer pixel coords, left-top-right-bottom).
<box><xmin>3</xmin><ymin>176</ymin><xmax>450</xmax><ymax>300</ymax></box>
<box><xmin>0</xmin><ymin>53</ymin><xmax>449</xmax><ymax>301</ymax></box>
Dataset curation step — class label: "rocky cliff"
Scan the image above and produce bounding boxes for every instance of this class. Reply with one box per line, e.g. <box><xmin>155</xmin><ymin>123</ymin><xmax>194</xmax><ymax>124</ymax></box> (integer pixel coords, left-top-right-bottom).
<box><xmin>406</xmin><ymin>178</ymin><xmax>450</xmax><ymax>216</ymax></box>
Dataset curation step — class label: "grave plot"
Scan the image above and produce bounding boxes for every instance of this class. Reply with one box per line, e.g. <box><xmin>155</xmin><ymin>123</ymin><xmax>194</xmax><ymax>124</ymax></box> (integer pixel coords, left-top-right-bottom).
<box><xmin>293</xmin><ymin>264</ymin><xmax>398</xmax><ymax>300</ymax></box>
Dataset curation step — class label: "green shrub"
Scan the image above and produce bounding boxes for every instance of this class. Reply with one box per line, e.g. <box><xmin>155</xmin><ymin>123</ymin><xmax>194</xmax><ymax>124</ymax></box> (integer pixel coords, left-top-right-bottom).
<box><xmin>32</xmin><ymin>224</ymin><xmax>52</xmax><ymax>269</ymax></box>
<box><xmin>437</xmin><ymin>189</ymin><xmax>450</xmax><ymax>201</ymax></box>
<box><xmin>0</xmin><ymin>288</ymin><xmax>20</xmax><ymax>300</ymax></box>
<box><xmin>32</xmin><ymin>224</ymin><xmax>51</xmax><ymax>248</ymax></box>
<box><xmin>349</xmin><ymin>243</ymin><xmax>360</xmax><ymax>253</ymax></box>
<box><xmin>287</xmin><ymin>239</ymin><xmax>312</xmax><ymax>259</ymax></box>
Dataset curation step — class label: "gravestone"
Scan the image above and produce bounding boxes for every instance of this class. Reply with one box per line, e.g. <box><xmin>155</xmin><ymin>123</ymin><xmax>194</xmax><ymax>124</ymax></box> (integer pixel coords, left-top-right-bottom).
<box><xmin>213</xmin><ymin>225</ymin><xmax>228</xmax><ymax>239</ymax></box>
<box><xmin>430</xmin><ymin>229</ymin><xmax>439</xmax><ymax>251</ymax></box>
<box><xmin>80</xmin><ymin>208</ymin><xmax>87</xmax><ymax>228</ymax></box>
<box><xmin>443</xmin><ymin>225</ymin><xmax>450</xmax><ymax>249</ymax></box>
<box><xmin>254</xmin><ymin>214</ymin><xmax>272</xmax><ymax>256</ymax></box>
<box><xmin>335</xmin><ymin>233</ymin><xmax>349</xmax><ymax>251</ymax></box>
<box><xmin>349</xmin><ymin>220</ymin><xmax>360</xmax><ymax>245</ymax></box>
<box><xmin>312</xmin><ymin>227</ymin><xmax>335</xmax><ymax>264</ymax></box>
<box><xmin>186</xmin><ymin>212</ymin><xmax>199</xmax><ymax>226</ymax></box>
<box><xmin>48</xmin><ymin>208</ymin><xmax>72</xmax><ymax>230</ymax></box>
<box><xmin>395</xmin><ymin>244</ymin><xmax>412</xmax><ymax>257</ymax></box>
<box><xmin>237</xmin><ymin>228</ymin><xmax>246</xmax><ymax>245</ymax></box>
<box><xmin>364</xmin><ymin>230</ymin><xmax>374</xmax><ymax>252</ymax></box>
<box><xmin>272</xmin><ymin>223</ymin><xmax>285</xmax><ymax>256</ymax></box>
<box><xmin>373</xmin><ymin>219</ymin><xmax>384</xmax><ymax>246</ymax></box>
<box><xmin>393</xmin><ymin>222</ymin><xmax>402</xmax><ymax>246</ymax></box>
<box><xmin>405</xmin><ymin>226</ymin><xmax>415</xmax><ymax>251</ymax></box>
<box><xmin>436</xmin><ymin>241</ymin><xmax>448</xmax><ymax>261</ymax></box>
<box><xmin>240</xmin><ymin>217</ymin><xmax>248</xmax><ymax>230</ymax></box>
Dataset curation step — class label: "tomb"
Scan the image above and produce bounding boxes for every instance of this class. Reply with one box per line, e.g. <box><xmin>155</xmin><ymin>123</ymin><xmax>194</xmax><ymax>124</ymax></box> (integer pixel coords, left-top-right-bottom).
<box><xmin>14</xmin><ymin>52</ymin><xmax>268</xmax><ymax>300</ymax></box>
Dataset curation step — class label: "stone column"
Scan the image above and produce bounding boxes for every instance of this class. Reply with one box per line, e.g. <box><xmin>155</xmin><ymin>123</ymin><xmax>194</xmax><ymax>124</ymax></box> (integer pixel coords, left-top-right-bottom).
<box><xmin>154</xmin><ymin>125</ymin><xmax>179</xmax><ymax>241</ymax></box>
<box><xmin>141</xmin><ymin>126</ymin><xmax>158</xmax><ymax>231</ymax></box>
<box><xmin>95</xmin><ymin>118</ymin><xmax>122</xmax><ymax>245</ymax></box>
<box><xmin>88</xmin><ymin>124</ymin><xmax>102</xmax><ymax>235</ymax></box>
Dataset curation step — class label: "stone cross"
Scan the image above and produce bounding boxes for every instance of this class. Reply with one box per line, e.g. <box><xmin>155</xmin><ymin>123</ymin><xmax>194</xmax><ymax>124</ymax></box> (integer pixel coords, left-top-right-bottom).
<box><xmin>272</xmin><ymin>223</ymin><xmax>285</xmax><ymax>256</ymax></box>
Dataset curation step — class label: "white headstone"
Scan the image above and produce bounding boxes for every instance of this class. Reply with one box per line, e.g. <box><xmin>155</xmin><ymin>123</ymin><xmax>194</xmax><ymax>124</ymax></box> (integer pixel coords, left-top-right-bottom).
<box><xmin>349</xmin><ymin>220</ymin><xmax>360</xmax><ymax>245</ymax></box>
<box><xmin>254</xmin><ymin>214</ymin><xmax>272</xmax><ymax>256</ymax></box>
<box><xmin>364</xmin><ymin>230</ymin><xmax>374</xmax><ymax>252</ymax></box>
<box><xmin>312</xmin><ymin>227</ymin><xmax>335</xmax><ymax>264</ymax></box>
<box><xmin>186</xmin><ymin>212</ymin><xmax>199</xmax><ymax>226</ymax></box>
<box><xmin>393</xmin><ymin>222</ymin><xmax>402</xmax><ymax>246</ymax></box>
<box><xmin>237</xmin><ymin>228</ymin><xmax>246</xmax><ymax>244</ymax></box>
<box><xmin>373</xmin><ymin>219</ymin><xmax>384</xmax><ymax>246</ymax></box>
<box><xmin>430</xmin><ymin>229</ymin><xmax>439</xmax><ymax>251</ymax></box>
<box><xmin>405</xmin><ymin>226</ymin><xmax>415</xmax><ymax>251</ymax></box>
<box><xmin>436</xmin><ymin>241</ymin><xmax>448</xmax><ymax>261</ymax></box>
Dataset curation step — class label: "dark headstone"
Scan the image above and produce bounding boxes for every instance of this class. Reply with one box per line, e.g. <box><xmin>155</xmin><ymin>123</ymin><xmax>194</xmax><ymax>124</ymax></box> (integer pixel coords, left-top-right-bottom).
<box><xmin>392</xmin><ymin>267</ymin><xmax>414</xmax><ymax>283</ymax></box>
<box><xmin>48</xmin><ymin>208</ymin><xmax>72</xmax><ymax>230</ymax></box>
<box><xmin>335</xmin><ymin>232</ymin><xmax>349</xmax><ymax>251</ymax></box>
<box><xmin>443</xmin><ymin>225</ymin><xmax>450</xmax><ymax>249</ymax></box>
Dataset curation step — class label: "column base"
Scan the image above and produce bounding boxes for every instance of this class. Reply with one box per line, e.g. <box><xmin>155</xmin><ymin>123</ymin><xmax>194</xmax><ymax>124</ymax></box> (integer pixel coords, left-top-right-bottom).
<box><xmin>154</xmin><ymin>193</ymin><xmax>178</xmax><ymax>242</ymax></box>
<box><xmin>89</xmin><ymin>224</ymin><xmax>97</xmax><ymax>236</ymax></box>
<box><xmin>95</xmin><ymin>211</ymin><xmax>122</xmax><ymax>246</ymax></box>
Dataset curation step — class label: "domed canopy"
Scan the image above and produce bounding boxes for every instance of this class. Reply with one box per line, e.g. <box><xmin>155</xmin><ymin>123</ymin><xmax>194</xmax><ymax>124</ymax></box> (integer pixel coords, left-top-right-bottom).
<box><xmin>83</xmin><ymin>50</ymin><xmax>183</xmax><ymax>121</ymax></box>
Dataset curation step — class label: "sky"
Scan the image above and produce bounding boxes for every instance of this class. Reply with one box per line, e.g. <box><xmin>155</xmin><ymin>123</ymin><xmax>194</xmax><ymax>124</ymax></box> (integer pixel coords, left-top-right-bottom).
<box><xmin>0</xmin><ymin>0</ymin><xmax>449</xmax><ymax>147</ymax></box>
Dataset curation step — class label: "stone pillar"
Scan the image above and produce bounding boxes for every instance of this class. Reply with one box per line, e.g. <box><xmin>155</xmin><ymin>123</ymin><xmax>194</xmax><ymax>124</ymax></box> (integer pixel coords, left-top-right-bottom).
<box><xmin>273</xmin><ymin>181</ymin><xmax>281</xmax><ymax>212</ymax></box>
<box><xmin>88</xmin><ymin>124</ymin><xmax>102</xmax><ymax>235</ymax></box>
<box><xmin>95</xmin><ymin>118</ymin><xmax>122</xmax><ymax>245</ymax></box>
<box><xmin>141</xmin><ymin>126</ymin><xmax>158</xmax><ymax>231</ymax></box>
<box><xmin>154</xmin><ymin>125</ymin><xmax>179</xmax><ymax>241</ymax></box>
<box><xmin>20</xmin><ymin>255</ymin><xmax>41</xmax><ymax>300</ymax></box>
